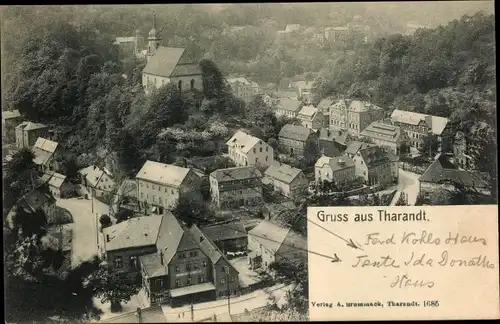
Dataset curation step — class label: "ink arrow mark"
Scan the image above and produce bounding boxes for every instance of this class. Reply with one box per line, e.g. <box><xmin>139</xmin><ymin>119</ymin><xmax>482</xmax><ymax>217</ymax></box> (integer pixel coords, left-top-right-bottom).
<box><xmin>347</xmin><ymin>238</ymin><xmax>362</xmax><ymax>250</ymax></box>
<box><xmin>309</xmin><ymin>221</ymin><xmax>365</xmax><ymax>251</ymax></box>
<box><xmin>330</xmin><ymin>253</ymin><xmax>341</xmax><ymax>263</ymax></box>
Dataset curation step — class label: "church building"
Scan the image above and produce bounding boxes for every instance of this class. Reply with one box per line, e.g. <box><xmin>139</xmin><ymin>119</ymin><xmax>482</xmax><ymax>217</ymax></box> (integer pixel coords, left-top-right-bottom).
<box><xmin>141</xmin><ymin>14</ymin><xmax>204</xmax><ymax>95</ymax></box>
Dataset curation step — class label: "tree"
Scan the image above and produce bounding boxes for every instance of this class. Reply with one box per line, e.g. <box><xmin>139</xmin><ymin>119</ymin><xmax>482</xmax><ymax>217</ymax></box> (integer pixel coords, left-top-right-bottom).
<box><xmin>199</xmin><ymin>58</ymin><xmax>230</xmax><ymax>99</ymax></box>
<box><xmin>172</xmin><ymin>193</ymin><xmax>211</xmax><ymax>227</ymax></box>
<box><xmin>99</xmin><ymin>214</ymin><xmax>112</xmax><ymax>230</ymax></box>
<box><xmin>418</xmin><ymin>133</ymin><xmax>440</xmax><ymax>159</ymax></box>
<box><xmin>91</xmin><ymin>263</ymin><xmax>139</xmax><ymax>312</ymax></box>
<box><xmin>269</xmin><ymin>258</ymin><xmax>308</xmax><ymax>313</ymax></box>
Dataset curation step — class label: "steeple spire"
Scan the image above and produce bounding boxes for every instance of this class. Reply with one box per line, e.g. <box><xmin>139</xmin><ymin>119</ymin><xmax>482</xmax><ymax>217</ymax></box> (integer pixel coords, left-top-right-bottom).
<box><xmin>153</xmin><ymin>12</ymin><xmax>156</xmax><ymax>30</ymax></box>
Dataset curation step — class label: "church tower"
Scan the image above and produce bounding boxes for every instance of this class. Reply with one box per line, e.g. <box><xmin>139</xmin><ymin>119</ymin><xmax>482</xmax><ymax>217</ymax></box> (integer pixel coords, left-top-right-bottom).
<box><xmin>147</xmin><ymin>13</ymin><xmax>161</xmax><ymax>61</ymax></box>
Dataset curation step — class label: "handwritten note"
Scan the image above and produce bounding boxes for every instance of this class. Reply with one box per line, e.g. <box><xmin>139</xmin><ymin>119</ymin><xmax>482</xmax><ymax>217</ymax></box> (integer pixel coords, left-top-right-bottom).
<box><xmin>308</xmin><ymin>205</ymin><xmax>499</xmax><ymax>321</ymax></box>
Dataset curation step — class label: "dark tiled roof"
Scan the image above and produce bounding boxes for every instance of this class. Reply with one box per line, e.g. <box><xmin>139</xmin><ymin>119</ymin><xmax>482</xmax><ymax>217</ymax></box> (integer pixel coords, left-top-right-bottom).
<box><xmin>201</xmin><ymin>222</ymin><xmax>247</xmax><ymax>242</ymax></box>
<box><xmin>19</xmin><ymin>188</ymin><xmax>56</xmax><ymax>212</ymax></box>
<box><xmin>345</xmin><ymin>141</ymin><xmax>372</xmax><ymax>156</ymax></box>
<box><xmin>316</xmin><ymin>99</ymin><xmax>334</xmax><ymax>111</ymax></box>
<box><xmin>278</xmin><ymin>124</ymin><xmax>313</xmax><ymax>142</ymax></box>
<box><xmin>317</xmin><ymin>128</ymin><xmax>351</xmax><ymax>146</ymax></box>
<box><xmin>419</xmin><ymin>154</ymin><xmax>490</xmax><ymax>188</ymax></box>
<box><xmin>318</xmin><ymin>140</ymin><xmax>342</xmax><ymax>158</ymax></box>
<box><xmin>358</xmin><ymin>146</ymin><xmax>391</xmax><ymax>167</ymax></box>
<box><xmin>142</xmin><ymin>47</ymin><xmax>200</xmax><ymax>77</ymax></box>
<box><xmin>189</xmin><ymin>225</ymin><xmax>238</xmax><ymax>274</ymax></box>
<box><xmin>210</xmin><ymin>166</ymin><xmax>262</xmax><ymax>182</ymax></box>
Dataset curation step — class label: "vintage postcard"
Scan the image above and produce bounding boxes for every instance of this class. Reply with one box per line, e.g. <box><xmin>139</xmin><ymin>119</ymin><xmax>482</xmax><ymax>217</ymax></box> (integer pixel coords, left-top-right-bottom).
<box><xmin>2</xmin><ymin>1</ymin><xmax>496</xmax><ymax>323</ymax></box>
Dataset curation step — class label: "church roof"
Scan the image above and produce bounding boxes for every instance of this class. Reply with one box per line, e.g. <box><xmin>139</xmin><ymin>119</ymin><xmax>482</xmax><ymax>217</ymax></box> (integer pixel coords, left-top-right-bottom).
<box><xmin>142</xmin><ymin>47</ymin><xmax>201</xmax><ymax>78</ymax></box>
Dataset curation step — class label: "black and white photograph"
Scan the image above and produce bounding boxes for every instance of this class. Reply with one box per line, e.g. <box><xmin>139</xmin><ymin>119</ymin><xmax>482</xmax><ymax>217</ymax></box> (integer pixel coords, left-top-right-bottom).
<box><xmin>2</xmin><ymin>1</ymin><xmax>496</xmax><ymax>322</ymax></box>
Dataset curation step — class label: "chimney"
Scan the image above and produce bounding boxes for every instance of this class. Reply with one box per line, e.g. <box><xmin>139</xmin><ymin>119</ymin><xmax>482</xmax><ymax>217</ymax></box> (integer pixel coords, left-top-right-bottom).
<box><xmin>106</xmin><ymin>234</ymin><xmax>110</xmax><ymax>242</ymax></box>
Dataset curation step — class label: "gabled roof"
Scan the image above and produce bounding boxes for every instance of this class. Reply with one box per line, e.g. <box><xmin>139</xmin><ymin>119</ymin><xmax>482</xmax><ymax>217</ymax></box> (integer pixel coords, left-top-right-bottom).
<box><xmin>285</xmin><ymin>24</ymin><xmax>301</xmax><ymax>32</ymax></box>
<box><xmin>33</xmin><ymin>149</ymin><xmax>53</xmax><ymax>166</ymax></box>
<box><xmin>317</xmin><ymin>128</ymin><xmax>352</xmax><ymax>146</ymax></box>
<box><xmin>360</xmin><ymin>121</ymin><xmax>404</xmax><ymax>143</ymax></box>
<box><xmin>316</xmin><ymin>99</ymin><xmax>334</xmax><ymax>111</ymax></box>
<box><xmin>298</xmin><ymin>105</ymin><xmax>317</xmax><ymax>118</ymax></box>
<box><xmin>104</xmin><ymin>215</ymin><xmax>164</xmax><ymax>251</ymax></box>
<box><xmin>201</xmin><ymin>222</ymin><xmax>247</xmax><ymax>242</ymax></box>
<box><xmin>103</xmin><ymin>305</ymin><xmax>167</xmax><ymax>323</ymax></box>
<box><xmin>278</xmin><ymin>124</ymin><xmax>313</xmax><ymax>142</ymax></box>
<box><xmin>18</xmin><ymin>187</ymin><xmax>56</xmax><ymax>213</ymax></box>
<box><xmin>226</xmin><ymin>130</ymin><xmax>261</xmax><ymax>154</ymax></box>
<box><xmin>136</xmin><ymin>160</ymin><xmax>191</xmax><ymax>187</ymax></box>
<box><xmin>277</xmin><ymin>97</ymin><xmax>302</xmax><ymax>112</ymax></box>
<box><xmin>34</xmin><ymin>137</ymin><xmax>58</xmax><ymax>153</ymax></box>
<box><xmin>348</xmin><ymin>100</ymin><xmax>383</xmax><ymax>112</ymax></box>
<box><xmin>264</xmin><ymin>163</ymin><xmax>304</xmax><ymax>184</ymax></box>
<box><xmin>18</xmin><ymin>121</ymin><xmax>48</xmax><ymax>131</ymax></box>
<box><xmin>79</xmin><ymin>165</ymin><xmax>114</xmax><ymax>187</ymax></box>
<box><xmin>227</xmin><ymin>77</ymin><xmax>259</xmax><ymax>87</ymax></box>
<box><xmin>210</xmin><ymin>166</ymin><xmax>262</xmax><ymax>183</ymax></box>
<box><xmin>189</xmin><ymin>225</ymin><xmax>238</xmax><ymax>273</ymax></box>
<box><xmin>358</xmin><ymin>146</ymin><xmax>391</xmax><ymax>168</ymax></box>
<box><xmin>390</xmin><ymin>109</ymin><xmax>449</xmax><ymax>135</ymax></box>
<box><xmin>2</xmin><ymin>110</ymin><xmax>22</xmax><ymax>120</ymax></box>
<box><xmin>315</xmin><ymin>154</ymin><xmax>354</xmax><ymax>172</ymax></box>
<box><xmin>293</xmin><ymin>81</ymin><xmax>315</xmax><ymax>90</ymax></box>
<box><xmin>248</xmin><ymin>220</ymin><xmax>290</xmax><ymax>254</ymax></box>
<box><xmin>419</xmin><ymin>154</ymin><xmax>490</xmax><ymax>188</ymax></box>
<box><xmin>41</xmin><ymin>171</ymin><xmax>67</xmax><ymax>189</ymax></box>
<box><xmin>345</xmin><ymin>141</ymin><xmax>374</xmax><ymax>156</ymax></box>
<box><xmin>142</xmin><ymin>46</ymin><xmax>200</xmax><ymax>77</ymax></box>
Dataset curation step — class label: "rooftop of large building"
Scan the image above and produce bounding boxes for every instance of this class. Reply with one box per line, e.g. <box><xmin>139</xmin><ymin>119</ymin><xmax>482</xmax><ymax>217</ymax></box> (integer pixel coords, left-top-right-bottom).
<box><xmin>136</xmin><ymin>160</ymin><xmax>191</xmax><ymax>187</ymax></box>
<box><xmin>390</xmin><ymin>109</ymin><xmax>449</xmax><ymax>135</ymax></box>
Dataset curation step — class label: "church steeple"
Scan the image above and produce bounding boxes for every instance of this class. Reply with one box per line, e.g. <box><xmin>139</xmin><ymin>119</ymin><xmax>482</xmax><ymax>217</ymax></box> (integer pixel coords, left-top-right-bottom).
<box><xmin>147</xmin><ymin>12</ymin><xmax>161</xmax><ymax>60</ymax></box>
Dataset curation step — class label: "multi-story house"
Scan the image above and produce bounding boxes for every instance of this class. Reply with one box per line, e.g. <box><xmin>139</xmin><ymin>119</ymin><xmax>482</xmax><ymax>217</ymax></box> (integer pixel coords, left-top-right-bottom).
<box><xmin>264</xmin><ymin>163</ymin><xmax>309</xmax><ymax>199</ymax></box>
<box><xmin>317</xmin><ymin>127</ymin><xmax>353</xmax><ymax>157</ymax></box>
<box><xmin>352</xmin><ymin>145</ymin><xmax>392</xmax><ymax>187</ymax></box>
<box><xmin>136</xmin><ymin>161</ymin><xmax>202</xmax><ymax>214</ymax></box>
<box><xmin>227</xmin><ymin>77</ymin><xmax>260</xmax><ymax>103</ymax></box>
<box><xmin>79</xmin><ymin>165</ymin><xmax>116</xmax><ymax>198</ymax></box>
<box><xmin>274</xmin><ymin>97</ymin><xmax>302</xmax><ymax>118</ymax></box>
<box><xmin>141</xmin><ymin>18</ymin><xmax>203</xmax><ymax>95</ymax></box>
<box><xmin>103</xmin><ymin>213</ymin><xmax>240</xmax><ymax>306</ymax></box>
<box><xmin>344</xmin><ymin>141</ymin><xmax>375</xmax><ymax>159</ymax></box>
<box><xmin>360</xmin><ymin>120</ymin><xmax>410</xmax><ymax>155</ymax></box>
<box><xmin>278</xmin><ymin>124</ymin><xmax>319</xmax><ymax>161</ymax></box>
<box><xmin>200</xmin><ymin>222</ymin><xmax>248</xmax><ymax>253</ymax></box>
<box><xmin>41</xmin><ymin>171</ymin><xmax>73</xmax><ymax>199</ymax></box>
<box><xmin>210</xmin><ymin>166</ymin><xmax>263</xmax><ymax>209</ymax></box>
<box><xmin>315</xmin><ymin>154</ymin><xmax>356</xmax><ymax>186</ymax></box>
<box><xmin>297</xmin><ymin>105</ymin><xmax>326</xmax><ymax>131</ymax></box>
<box><xmin>316</xmin><ymin>99</ymin><xmax>334</xmax><ymax>117</ymax></box>
<box><xmin>452</xmin><ymin>121</ymin><xmax>489</xmax><ymax>171</ymax></box>
<box><xmin>32</xmin><ymin>137</ymin><xmax>59</xmax><ymax>173</ymax></box>
<box><xmin>390</xmin><ymin>109</ymin><xmax>455</xmax><ymax>153</ymax></box>
<box><xmin>15</xmin><ymin>187</ymin><xmax>57</xmax><ymax>224</ymax></box>
<box><xmin>329</xmin><ymin>99</ymin><xmax>385</xmax><ymax>136</ymax></box>
<box><xmin>15</xmin><ymin>121</ymin><xmax>49</xmax><ymax>149</ymax></box>
<box><xmin>226</xmin><ymin>130</ymin><xmax>274</xmax><ymax>168</ymax></box>
<box><xmin>2</xmin><ymin>109</ymin><xmax>23</xmax><ymax>142</ymax></box>
<box><xmin>248</xmin><ymin>220</ymin><xmax>307</xmax><ymax>271</ymax></box>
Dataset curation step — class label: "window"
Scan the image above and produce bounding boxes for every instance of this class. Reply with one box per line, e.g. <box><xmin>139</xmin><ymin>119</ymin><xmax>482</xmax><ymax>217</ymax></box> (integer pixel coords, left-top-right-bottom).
<box><xmin>266</xmin><ymin>147</ymin><xmax>268</xmax><ymax>152</ymax></box>
<box><xmin>186</xmin><ymin>263</ymin><xmax>192</xmax><ymax>271</ymax></box>
<box><xmin>175</xmin><ymin>279</ymin><xmax>181</xmax><ymax>288</ymax></box>
<box><xmin>153</xmin><ymin>196</ymin><xmax>156</xmax><ymax>202</ymax></box>
<box><xmin>152</xmin><ymin>185</ymin><xmax>156</xmax><ymax>190</ymax></box>
<box><xmin>190</xmin><ymin>79</ymin><xmax>195</xmax><ymax>90</ymax></box>
<box><xmin>259</xmin><ymin>147</ymin><xmax>262</xmax><ymax>152</ymax></box>
<box><xmin>175</xmin><ymin>266</ymin><xmax>180</xmax><ymax>272</ymax></box>
<box><xmin>141</xmin><ymin>193</ymin><xmax>144</xmax><ymax>198</ymax></box>
<box><xmin>178</xmin><ymin>80</ymin><xmax>183</xmax><ymax>92</ymax></box>
<box><xmin>219</xmin><ymin>292</ymin><xmax>224</xmax><ymax>297</ymax></box>
<box><xmin>165</xmin><ymin>188</ymin><xmax>167</xmax><ymax>193</ymax></box>
<box><xmin>171</xmin><ymin>189</ymin><xmax>174</xmax><ymax>194</ymax></box>
<box><xmin>230</xmin><ymin>276</ymin><xmax>235</xmax><ymax>283</ymax></box>
<box><xmin>220</xmin><ymin>277</ymin><xmax>225</xmax><ymax>284</ymax></box>
<box><xmin>194</xmin><ymin>263</ymin><xmax>199</xmax><ymax>269</ymax></box>
<box><xmin>253</xmin><ymin>148</ymin><xmax>256</xmax><ymax>153</ymax></box>
<box><xmin>199</xmin><ymin>275</ymin><xmax>205</xmax><ymax>283</ymax></box>
<box><xmin>158</xmin><ymin>279</ymin><xmax>163</xmax><ymax>287</ymax></box>
<box><xmin>202</xmin><ymin>261</ymin><xmax>207</xmax><ymax>267</ymax></box>
<box><xmin>265</xmin><ymin>156</ymin><xmax>268</xmax><ymax>162</ymax></box>
<box><xmin>130</xmin><ymin>256</ymin><xmax>138</xmax><ymax>269</ymax></box>
<box><xmin>187</xmin><ymin>276</ymin><xmax>192</xmax><ymax>285</ymax></box>
<box><xmin>146</xmin><ymin>184</ymin><xmax>149</xmax><ymax>188</ymax></box>
<box><xmin>114</xmin><ymin>256</ymin><xmax>123</xmax><ymax>268</ymax></box>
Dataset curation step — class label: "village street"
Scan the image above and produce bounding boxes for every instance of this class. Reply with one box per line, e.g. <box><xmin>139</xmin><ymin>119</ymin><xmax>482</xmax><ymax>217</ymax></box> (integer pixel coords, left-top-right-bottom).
<box><xmin>160</xmin><ymin>283</ymin><xmax>291</xmax><ymax>322</ymax></box>
<box><xmin>56</xmin><ymin>197</ymin><xmax>110</xmax><ymax>267</ymax></box>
